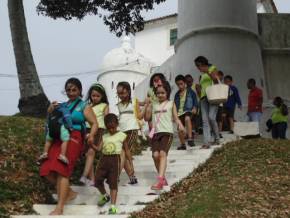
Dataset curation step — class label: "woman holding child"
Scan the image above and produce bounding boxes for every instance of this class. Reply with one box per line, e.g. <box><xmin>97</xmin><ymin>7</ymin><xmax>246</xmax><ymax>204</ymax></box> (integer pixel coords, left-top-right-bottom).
<box><xmin>39</xmin><ymin>78</ymin><xmax>98</xmax><ymax>215</ymax></box>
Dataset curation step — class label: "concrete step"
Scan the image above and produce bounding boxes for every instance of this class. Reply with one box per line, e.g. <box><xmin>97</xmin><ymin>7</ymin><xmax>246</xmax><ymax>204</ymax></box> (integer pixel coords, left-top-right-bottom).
<box><xmin>133</xmin><ymin>151</ymin><xmax>214</xmax><ymax>161</ymax></box>
<box><xmin>132</xmin><ymin>159</ymin><xmax>201</xmax><ymax>167</ymax></box>
<box><xmin>133</xmin><ymin>164</ymin><xmax>198</xmax><ymax>171</ymax></box>
<box><xmin>141</xmin><ymin>147</ymin><xmax>204</xmax><ymax>155</ymax></box>
<box><xmin>53</xmin><ymin>192</ymin><xmax>159</xmax><ymax>206</ymax></box>
<box><xmin>33</xmin><ymin>204</ymin><xmax>145</xmax><ymax>215</ymax></box>
<box><xmin>119</xmin><ymin>170</ymin><xmax>190</xmax><ymax>182</ymax></box>
<box><xmin>70</xmin><ymin>185</ymin><xmax>170</xmax><ymax>197</ymax></box>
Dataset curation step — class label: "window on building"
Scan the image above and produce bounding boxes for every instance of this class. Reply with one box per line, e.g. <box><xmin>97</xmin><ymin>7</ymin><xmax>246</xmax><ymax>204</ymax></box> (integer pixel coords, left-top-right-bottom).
<box><xmin>111</xmin><ymin>81</ymin><xmax>114</xmax><ymax>89</ymax></box>
<box><xmin>169</xmin><ymin>28</ymin><xmax>178</xmax><ymax>46</ymax></box>
<box><xmin>133</xmin><ymin>82</ymin><xmax>135</xmax><ymax>90</ymax></box>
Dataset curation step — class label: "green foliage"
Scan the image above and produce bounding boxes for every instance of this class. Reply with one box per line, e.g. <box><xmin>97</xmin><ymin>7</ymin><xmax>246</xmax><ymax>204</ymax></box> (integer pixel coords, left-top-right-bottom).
<box><xmin>36</xmin><ymin>0</ymin><xmax>167</xmax><ymax>37</ymax></box>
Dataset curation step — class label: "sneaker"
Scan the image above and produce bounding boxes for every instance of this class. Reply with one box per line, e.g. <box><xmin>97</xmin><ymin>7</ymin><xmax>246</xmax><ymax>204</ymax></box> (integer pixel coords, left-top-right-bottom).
<box><xmin>79</xmin><ymin>176</ymin><xmax>87</xmax><ymax>185</ymax></box>
<box><xmin>36</xmin><ymin>152</ymin><xmax>48</xmax><ymax>165</ymax></box>
<box><xmin>108</xmin><ymin>205</ymin><xmax>118</xmax><ymax>215</ymax></box>
<box><xmin>177</xmin><ymin>144</ymin><xmax>186</xmax><ymax>150</ymax></box>
<box><xmin>219</xmin><ymin>133</ymin><xmax>223</xmax><ymax>138</ymax></box>
<box><xmin>128</xmin><ymin>175</ymin><xmax>138</xmax><ymax>185</ymax></box>
<box><xmin>163</xmin><ymin>177</ymin><xmax>168</xmax><ymax>186</ymax></box>
<box><xmin>86</xmin><ymin>179</ymin><xmax>95</xmax><ymax>187</ymax></box>
<box><xmin>187</xmin><ymin>139</ymin><xmax>195</xmax><ymax>147</ymax></box>
<box><xmin>97</xmin><ymin>194</ymin><xmax>110</xmax><ymax>207</ymax></box>
<box><xmin>151</xmin><ymin>176</ymin><xmax>164</xmax><ymax>190</ymax></box>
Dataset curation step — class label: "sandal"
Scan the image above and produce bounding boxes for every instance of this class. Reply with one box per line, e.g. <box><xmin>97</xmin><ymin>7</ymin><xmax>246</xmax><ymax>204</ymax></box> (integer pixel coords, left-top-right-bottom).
<box><xmin>36</xmin><ymin>152</ymin><xmax>48</xmax><ymax>165</ymax></box>
<box><xmin>58</xmin><ymin>154</ymin><xmax>69</xmax><ymax>165</ymax></box>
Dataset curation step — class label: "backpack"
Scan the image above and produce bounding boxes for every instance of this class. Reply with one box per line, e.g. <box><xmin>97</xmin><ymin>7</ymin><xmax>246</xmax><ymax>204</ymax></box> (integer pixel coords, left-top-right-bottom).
<box><xmin>281</xmin><ymin>104</ymin><xmax>289</xmax><ymax>116</ymax></box>
<box><xmin>47</xmin><ymin>99</ymin><xmax>81</xmax><ymax>140</ymax></box>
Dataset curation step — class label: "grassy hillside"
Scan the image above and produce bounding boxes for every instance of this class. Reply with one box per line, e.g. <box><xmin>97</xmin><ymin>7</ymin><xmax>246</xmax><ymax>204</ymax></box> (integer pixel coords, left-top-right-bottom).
<box><xmin>0</xmin><ymin>116</ymin><xmax>52</xmax><ymax>217</ymax></box>
<box><xmin>132</xmin><ymin>139</ymin><xmax>290</xmax><ymax>218</ymax></box>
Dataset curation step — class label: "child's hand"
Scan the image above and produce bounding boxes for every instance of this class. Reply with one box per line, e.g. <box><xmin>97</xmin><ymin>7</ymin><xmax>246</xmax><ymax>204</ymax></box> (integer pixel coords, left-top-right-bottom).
<box><xmin>145</xmin><ymin>97</ymin><xmax>151</xmax><ymax>106</ymax></box>
<box><xmin>48</xmin><ymin>101</ymin><xmax>59</xmax><ymax>113</ymax></box>
<box><xmin>177</xmin><ymin>123</ymin><xmax>185</xmax><ymax>133</ymax></box>
<box><xmin>87</xmin><ymin>134</ymin><xmax>94</xmax><ymax>146</ymax></box>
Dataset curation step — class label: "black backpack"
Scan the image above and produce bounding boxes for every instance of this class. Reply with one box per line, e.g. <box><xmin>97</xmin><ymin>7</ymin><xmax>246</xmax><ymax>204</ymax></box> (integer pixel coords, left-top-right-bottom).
<box><xmin>281</xmin><ymin>104</ymin><xmax>289</xmax><ymax>116</ymax></box>
<box><xmin>47</xmin><ymin>99</ymin><xmax>81</xmax><ymax>140</ymax></box>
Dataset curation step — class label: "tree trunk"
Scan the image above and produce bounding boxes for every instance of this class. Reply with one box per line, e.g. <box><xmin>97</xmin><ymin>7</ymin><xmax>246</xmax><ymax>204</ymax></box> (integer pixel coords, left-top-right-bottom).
<box><xmin>8</xmin><ymin>0</ymin><xmax>49</xmax><ymax>117</ymax></box>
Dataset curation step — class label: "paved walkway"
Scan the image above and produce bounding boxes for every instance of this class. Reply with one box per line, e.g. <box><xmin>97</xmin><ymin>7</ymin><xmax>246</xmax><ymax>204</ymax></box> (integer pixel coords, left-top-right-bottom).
<box><xmin>12</xmin><ymin>133</ymin><xmax>237</xmax><ymax>218</ymax></box>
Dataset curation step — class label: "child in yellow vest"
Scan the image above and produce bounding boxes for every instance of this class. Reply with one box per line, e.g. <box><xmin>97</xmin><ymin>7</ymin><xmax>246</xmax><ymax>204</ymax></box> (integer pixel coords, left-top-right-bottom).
<box><xmin>80</xmin><ymin>83</ymin><xmax>109</xmax><ymax>186</ymax></box>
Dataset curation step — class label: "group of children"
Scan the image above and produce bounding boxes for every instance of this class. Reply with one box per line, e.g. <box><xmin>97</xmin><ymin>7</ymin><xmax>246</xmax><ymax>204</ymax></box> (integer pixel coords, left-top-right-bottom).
<box><xmin>37</xmin><ymin>74</ymin><xmax>187</xmax><ymax>214</ymax></box>
<box><xmin>37</xmin><ymin>70</ymin><xmax>288</xmax><ymax>214</ymax></box>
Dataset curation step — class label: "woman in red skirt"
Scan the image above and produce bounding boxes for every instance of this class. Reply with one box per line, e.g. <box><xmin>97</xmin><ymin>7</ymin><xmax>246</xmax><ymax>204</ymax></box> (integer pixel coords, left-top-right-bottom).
<box><xmin>40</xmin><ymin>78</ymin><xmax>98</xmax><ymax>215</ymax></box>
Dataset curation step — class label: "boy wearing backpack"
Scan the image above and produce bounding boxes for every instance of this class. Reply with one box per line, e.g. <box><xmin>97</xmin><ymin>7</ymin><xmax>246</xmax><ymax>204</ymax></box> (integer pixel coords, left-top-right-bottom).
<box><xmin>37</xmin><ymin>100</ymin><xmax>80</xmax><ymax>165</ymax></box>
<box><xmin>268</xmin><ymin>97</ymin><xmax>289</xmax><ymax>139</ymax></box>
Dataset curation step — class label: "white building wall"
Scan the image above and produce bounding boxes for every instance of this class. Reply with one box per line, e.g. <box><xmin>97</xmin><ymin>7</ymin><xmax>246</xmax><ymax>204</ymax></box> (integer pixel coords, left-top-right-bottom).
<box><xmin>135</xmin><ymin>18</ymin><xmax>177</xmax><ymax>66</ymax></box>
<box><xmin>98</xmin><ymin>70</ymin><xmax>147</xmax><ymax>114</ymax></box>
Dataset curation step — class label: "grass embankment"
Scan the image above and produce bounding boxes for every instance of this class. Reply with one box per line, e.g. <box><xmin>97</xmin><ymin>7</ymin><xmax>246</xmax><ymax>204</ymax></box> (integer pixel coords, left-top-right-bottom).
<box><xmin>0</xmin><ymin>116</ymin><xmax>146</xmax><ymax>217</ymax></box>
<box><xmin>132</xmin><ymin>139</ymin><xmax>290</xmax><ymax>218</ymax></box>
<box><xmin>0</xmin><ymin>116</ymin><xmax>51</xmax><ymax>217</ymax></box>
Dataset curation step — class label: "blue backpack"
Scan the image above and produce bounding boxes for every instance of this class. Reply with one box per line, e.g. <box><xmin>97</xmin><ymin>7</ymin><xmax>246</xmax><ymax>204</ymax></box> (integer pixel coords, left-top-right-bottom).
<box><xmin>47</xmin><ymin>99</ymin><xmax>81</xmax><ymax>140</ymax></box>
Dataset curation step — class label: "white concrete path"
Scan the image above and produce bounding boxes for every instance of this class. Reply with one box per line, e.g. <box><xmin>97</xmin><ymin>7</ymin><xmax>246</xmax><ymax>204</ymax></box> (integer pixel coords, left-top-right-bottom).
<box><xmin>12</xmin><ymin>132</ymin><xmax>236</xmax><ymax>218</ymax></box>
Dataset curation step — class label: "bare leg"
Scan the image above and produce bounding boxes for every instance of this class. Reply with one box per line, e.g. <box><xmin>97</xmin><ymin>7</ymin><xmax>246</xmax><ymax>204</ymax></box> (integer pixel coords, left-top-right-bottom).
<box><xmin>158</xmin><ymin>151</ymin><xmax>167</xmax><ymax>177</ymax></box>
<box><xmin>124</xmin><ymin>148</ymin><xmax>135</xmax><ymax>177</ymax></box>
<box><xmin>45</xmin><ymin>172</ymin><xmax>57</xmax><ymax>185</ymax></box>
<box><xmin>185</xmin><ymin>116</ymin><xmax>193</xmax><ymax>139</ymax></box>
<box><xmin>49</xmin><ymin>175</ymin><xmax>69</xmax><ymax>215</ymax></box>
<box><xmin>152</xmin><ymin>151</ymin><xmax>160</xmax><ymax>173</ymax></box>
<box><xmin>96</xmin><ymin>181</ymin><xmax>106</xmax><ymax>195</ymax></box>
<box><xmin>110</xmin><ymin>189</ymin><xmax>117</xmax><ymax>205</ymax></box>
<box><xmin>120</xmin><ymin>150</ymin><xmax>126</xmax><ymax>172</ymax></box>
<box><xmin>178</xmin><ymin>131</ymin><xmax>186</xmax><ymax>145</ymax></box>
<box><xmin>82</xmin><ymin>148</ymin><xmax>96</xmax><ymax>179</ymax></box>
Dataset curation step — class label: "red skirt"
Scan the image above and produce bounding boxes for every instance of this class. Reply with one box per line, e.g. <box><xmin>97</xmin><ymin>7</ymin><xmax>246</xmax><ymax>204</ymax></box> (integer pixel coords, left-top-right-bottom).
<box><xmin>40</xmin><ymin>131</ymin><xmax>84</xmax><ymax>178</ymax></box>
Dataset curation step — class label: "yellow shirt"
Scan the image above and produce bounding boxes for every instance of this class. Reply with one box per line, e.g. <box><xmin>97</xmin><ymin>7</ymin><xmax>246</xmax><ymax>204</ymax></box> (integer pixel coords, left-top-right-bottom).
<box><xmin>178</xmin><ymin>91</ymin><xmax>187</xmax><ymax>116</ymax></box>
<box><xmin>92</xmin><ymin>103</ymin><xmax>107</xmax><ymax>129</ymax></box>
<box><xmin>200</xmin><ymin>65</ymin><xmax>217</xmax><ymax>98</ymax></box>
<box><xmin>147</xmin><ymin>87</ymin><xmax>158</xmax><ymax>104</ymax></box>
<box><xmin>102</xmin><ymin>131</ymin><xmax>127</xmax><ymax>155</ymax></box>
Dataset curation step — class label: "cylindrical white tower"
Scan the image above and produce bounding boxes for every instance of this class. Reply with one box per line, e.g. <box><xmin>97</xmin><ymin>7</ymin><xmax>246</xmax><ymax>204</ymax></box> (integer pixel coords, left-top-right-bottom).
<box><xmin>175</xmin><ymin>0</ymin><xmax>266</xmax><ymax>101</ymax></box>
<box><xmin>98</xmin><ymin>37</ymin><xmax>155</xmax><ymax>114</ymax></box>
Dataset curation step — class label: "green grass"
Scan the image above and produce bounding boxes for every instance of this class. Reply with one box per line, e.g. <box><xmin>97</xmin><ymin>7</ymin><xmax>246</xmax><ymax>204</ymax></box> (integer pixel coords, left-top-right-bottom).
<box><xmin>132</xmin><ymin>139</ymin><xmax>290</xmax><ymax>218</ymax></box>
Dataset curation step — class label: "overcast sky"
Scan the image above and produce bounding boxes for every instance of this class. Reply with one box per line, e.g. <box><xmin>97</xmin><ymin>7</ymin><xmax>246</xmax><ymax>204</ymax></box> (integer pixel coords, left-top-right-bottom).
<box><xmin>0</xmin><ymin>0</ymin><xmax>289</xmax><ymax>115</ymax></box>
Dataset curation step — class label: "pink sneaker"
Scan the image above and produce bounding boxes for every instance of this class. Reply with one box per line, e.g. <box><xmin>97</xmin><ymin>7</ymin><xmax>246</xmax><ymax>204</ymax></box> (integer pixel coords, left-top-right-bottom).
<box><xmin>151</xmin><ymin>176</ymin><xmax>164</xmax><ymax>190</ymax></box>
<box><xmin>163</xmin><ymin>177</ymin><xmax>168</xmax><ymax>186</ymax></box>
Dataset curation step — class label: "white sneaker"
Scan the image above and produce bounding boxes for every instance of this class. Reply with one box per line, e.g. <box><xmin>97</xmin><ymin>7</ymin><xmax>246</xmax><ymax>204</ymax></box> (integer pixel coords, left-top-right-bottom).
<box><xmin>86</xmin><ymin>179</ymin><xmax>95</xmax><ymax>187</ymax></box>
<box><xmin>79</xmin><ymin>176</ymin><xmax>87</xmax><ymax>185</ymax></box>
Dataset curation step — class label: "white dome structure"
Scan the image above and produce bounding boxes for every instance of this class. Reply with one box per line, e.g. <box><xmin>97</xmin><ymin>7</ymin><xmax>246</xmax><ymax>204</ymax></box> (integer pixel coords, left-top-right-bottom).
<box><xmin>97</xmin><ymin>36</ymin><xmax>155</xmax><ymax>114</ymax></box>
